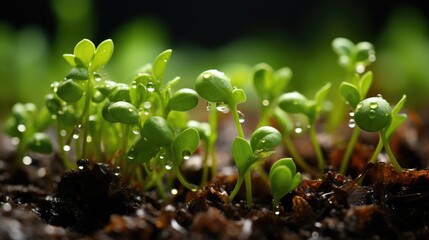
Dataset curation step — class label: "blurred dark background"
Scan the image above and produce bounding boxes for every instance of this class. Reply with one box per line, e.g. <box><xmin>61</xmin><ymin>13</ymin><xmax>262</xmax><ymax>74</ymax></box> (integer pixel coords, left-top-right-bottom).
<box><xmin>1</xmin><ymin>0</ymin><xmax>429</xmax><ymax>116</ymax></box>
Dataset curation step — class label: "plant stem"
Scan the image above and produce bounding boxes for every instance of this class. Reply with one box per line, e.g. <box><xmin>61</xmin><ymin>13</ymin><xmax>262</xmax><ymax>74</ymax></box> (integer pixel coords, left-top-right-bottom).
<box><xmin>208</xmin><ymin>103</ymin><xmax>218</xmax><ymax>179</ymax></box>
<box><xmin>283</xmin><ymin>135</ymin><xmax>320</xmax><ymax>177</ymax></box>
<box><xmin>229</xmin><ymin>175</ymin><xmax>244</xmax><ymax>201</ymax></box>
<box><xmin>200</xmin><ymin>141</ymin><xmax>209</xmax><ymax>185</ymax></box>
<box><xmin>339</xmin><ymin>127</ymin><xmax>360</xmax><ymax>175</ymax></box>
<box><xmin>369</xmin><ymin>137</ymin><xmax>383</xmax><ymax>164</ymax></box>
<box><xmin>230</xmin><ymin>104</ymin><xmax>245</xmax><ymax>138</ymax></box>
<box><xmin>174</xmin><ymin>168</ymin><xmax>197</xmax><ymax>191</ymax></box>
<box><xmin>380</xmin><ymin>130</ymin><xmax>403</xmax><ymax>173</ymax></box>
<box><xmin>309</xmin><ymin>124</ymin><xmax>325</xmax><ymax>173</ymax></box>
<box><xmin>244</xmin><ymin>170</ymin><xmax>253</xmax><ymax>207</ymax></box>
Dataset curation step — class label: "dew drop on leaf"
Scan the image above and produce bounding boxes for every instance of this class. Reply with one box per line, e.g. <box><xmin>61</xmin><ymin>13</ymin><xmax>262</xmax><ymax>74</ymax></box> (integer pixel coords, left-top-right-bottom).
<box><xmin>127</xmin><ymin>148</ymin><xmax>136</xmax><ymax>160</ymax></box>
<box><xmin>368</xmin><ymin>110</ymin><xmax>376</xmax><ymax>119</ymax></box>
<box><xmin>147</xmin><ymin>82</ymin><xmax>155</xmax><ymax>93</ymax></box>
<box><xmin>165</xmin><ymin>161</ymin><xmax>172</xmax><ymax>170</ymax></box>
<box><xmin>203</xmin><ymin>72</ymin><xmax>212</xmax><ymax>79</ymax></box>
<box><xmin>262</xmin><ymin>99</ymin><xmax>270</xmax><ymax>106</ymax></box>
<box><xmin>60</xmin><ymin>129</ymin><xmax>67</xmax><ymax>137</ymax></box>
<box><xmin>182</xmin><ymin>150</ymin><xmax>191</xmax><ymax>160</ymax></box>
<box><xmin>132</xmin><ymin>127</ymin><xmax>140</xmax><ymax>135</ymax></box>
<box><xmin>356</xmin><ymin>103</ymin><xmax>363</xmax><ymax>110</ymax></box>
<box><xmin>369</xmin><ymin>101</ymin><xmax>378</xmax><ymax>109</ymax></box>
<box><xmin>216</xmin><ymin>103</ymin><xmax>229</xmax><ymax>113</ymax></box>
<box><xmin>349</xmin><ymin>111</ymin><xmax>354</xmax><ymax>117</ymax></box>
<box><xmin>377</xmin><ymin>93</ymin><xmax>383</xmax><ymax>98</ymax></box>
<box><xmin>238</xmin><ymin>110</ymin><xmax>245</xmax><ymax>123</ymax></box>
<box><xmin>72</xmin><ymin>133</ymin><xmax>79</xmax><ymax>140</ymax></box>
<box><xmin>86</xmin><ymin>135</ymin><xmax>92</xmax><ymax>143</ymax></box>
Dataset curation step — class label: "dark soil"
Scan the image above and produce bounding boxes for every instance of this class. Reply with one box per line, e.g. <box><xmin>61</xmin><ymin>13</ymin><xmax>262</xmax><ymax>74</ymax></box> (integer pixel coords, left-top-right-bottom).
<box><xmin>1</xmin><ymin>112</ymin><xmax>429</xmax><ymax>239</ymax></box>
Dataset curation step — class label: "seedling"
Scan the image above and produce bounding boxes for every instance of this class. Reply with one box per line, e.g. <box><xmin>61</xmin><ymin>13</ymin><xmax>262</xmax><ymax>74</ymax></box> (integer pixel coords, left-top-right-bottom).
<box><xmin>252</xmin><ymin>63</ymin><xmax>319</xmax><ymax>176</ymax></box>
<box><xmin>269</xmin><ymin>158</ymin><xmax>301</xmax><ymax>213</ymax></box>
<box><xmin>229</xmin><ymin>126</ymin><xmax>282</xmax><ymax>207</ymax></box>
<box><xmin>353</xmin><ymin>95</ymin><xmax>407</xmax><ymax>172</ymax></box>
<box><xmin>278</xmin><ymin>83</ymin><xmax>332</xmax><ymax>173</ymax></box>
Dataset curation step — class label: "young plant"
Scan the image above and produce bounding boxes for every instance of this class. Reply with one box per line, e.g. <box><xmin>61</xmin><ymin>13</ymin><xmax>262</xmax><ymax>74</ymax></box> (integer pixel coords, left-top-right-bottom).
<box><xmin>229</xmin><ymin>126</ymin><xmax>282</xmax><ymax>207</ymax></box>
<box><xmin>278</xmin><ymin>83</ymin><xmax>332</xmax><ymax>173</ymax></box>
<box><xmin>269</xmin><ymin>158</ymin><xmax>302</xmax><ymax>212</ymax></box>
<box><xmin>353</xmin><ymin>95</ymin><xmax>407</xmax><ymax>173</ymax></box>
<box><xmin>252</xmin><ymin>63</ymin><xmax>319</xmax><ymax>176</ymax></box>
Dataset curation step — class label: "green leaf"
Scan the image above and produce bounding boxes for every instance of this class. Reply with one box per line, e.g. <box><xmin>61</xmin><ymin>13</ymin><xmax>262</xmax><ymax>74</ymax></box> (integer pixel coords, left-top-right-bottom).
<box><xmin>167</xmin><ymin>88</ymin><xmax>199</xmax><ymax>112</ymax></box>
<box><xmin>391</xmin><ymin>95</ymin><xmax>407</xmax><ymax>116</ymax></box>
<box><xmin>187</xmin><ymin>120</ymin><xmax>211</xmax><ymax>142</ymax></box>
<box><xmin>73</xmin><ymin>39</ymin><xmax>95</xmax><ymax>67</ymax></box>
<box><xmin>108</xmin><ymin>101</ymin><xmax>140</xmax><ymax>125</ymax></box>
<box><xmin>271</xmin><ymin>67</ymin><xmax>292</xmax><ymax>100</ymax></box>
<box><xmin>153</xmin><ymin>49</ymin><xmax>172</xmax><ymax>82</ymax></box>
<box><xmin>58</xmin><ymin>106</ymin><xmax>78</xmax><ymax>126</ymax></box>
<box><xmin>195</xmin><ymin>69</ymin><xmax>234</xmax><ymax>104</ymax></box>
<box><xmin>56</xmin><ymin>79</ymin><xmax>84</xmax><ymax>103</ymax></box>
<box><xmin>315</xmin><ymin>82</ymin><xmax>332</xmax><ymax>110</ymax></box>
<box><xmin>142</xmin><ymin>116</ymin><xmax>174</xmax><ymax>147</ymax></box>
<box><xmin>339</xmin><ymin>82</ymin><xmax>360</xmax><ymax>109</ymax></box>
<box><xmin>63</xmin><ymin>54</ymin><xmax>76</xmax><ymax>67</ymax></box>
<box><xmin>359</xmin><ymin>71</ymin><xmax>373</xmax><ymax>98</ymax></box>
<box><xmin>167</xmin><ymin>111</ymin><xmax>189</xmax><ymax>130</ymax></box>
<box><xmin>290</xmin><ymin>173</ymin><xmax>302</xmax><ymax>192</ymax></box>
<box><xmin>232</xmin><ymin>137</ymin><xmax>253</xmax><ymax>176</ymax></box>
<box><xmin>273</xmin><ymin>108</ymin><xmax>294</xmax><ymax>135</ymax></box>
<box><xmin>355</xmin><ymin>41</ymin><xmax>375</xmax><ymax>63</ymax></box>
<box><xmin>270</xmin><ymin>158</ymin><xmax>297</xmax><ymax>176</ymax></box>
<box><xmin>108</xmin><ymin>83</ymin><xmax>131</xmax><ymax>103</ymax></box>
<box><xmin>90</xmin><ymin>39</ymin><xmax>114</xmax><ymax>71</ymax></box>
<box><xmin>102</xmin><ymin>102</ymin><xmax>119</xmax><ymax>123</ymax></box>
<box><xmin>127</xmin><ymin>139</ymin><xmax>159</xmax><ymax>164</ymax></box>
<box><xmin>66</xmin><ymin>67</ymin><xmax>89</xmax><ymax>80</ymax></box>
<box><xmin>332</xmin><ymin>37</ymin><xmax>354</xmax><ymax>56</ymax></box>
<box><xmin>252</xmin><ymin>63</ymin><xmax>273</xmax><ymax>101</ymax></box>
<box><xmin>172</xmin><ymin>128</ymin><xmax>200</xmax><ymax>166</ymax></box>
<box><xmin>27</xmin><ymin>132</ymin><xmax>53</xmax><ymax>154</ymax></box>
<box><xmin>232</xmin><ymin>88</ymin><xmax>247</xmax><ymax>104</ymax></box>
<box><xmin>45</xmin><ymin>94</ymin><xmax>62</xmax><ymax>115</ymax></box>
<box><xmin>164</xmin><ymin>76</ymin><xmax>181</xmax><ymax>92</ymax></box>
<box><xmin>269</xmin><ymin>165</ymin><xmax>292</xmax><ymax>203</ymax></box>
<box><xmin>278</xmin><ymin>91</ymin><xmax>309</xmax><ymax>115</ymax></box>
<box><xmin>250</xmin><ymin>126</ymin><xmax>282</xmax><ymax>153</ymax></box>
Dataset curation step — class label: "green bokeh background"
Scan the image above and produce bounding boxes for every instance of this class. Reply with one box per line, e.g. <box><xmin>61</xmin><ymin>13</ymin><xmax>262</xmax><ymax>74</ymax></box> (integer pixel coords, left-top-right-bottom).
<box><xmin>1</xmin><ymin>0</ymin><xmax>428</xmax><ymax>120</ymax></box>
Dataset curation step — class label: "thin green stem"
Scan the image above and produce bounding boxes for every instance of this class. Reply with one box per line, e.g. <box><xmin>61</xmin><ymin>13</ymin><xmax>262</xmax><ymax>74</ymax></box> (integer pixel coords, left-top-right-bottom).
<box><xmin>370</xmin><ymin>137</ymin><xmax>383</xmax><ymax>164</ymax></box>
<box><xmin>200</xmin><ymin>141</ymin><xmax>209</xmax><ymax>185</ymax></box>
<box><xmin>230</xmin><ymin>104</ymin><xmax>245</xmax><ymax>138</ymax></box>
<box><xmin>244</xmin><ymin>170</ymin><xmax>253</xmax><ymax>207</ymax></box>
<box><xmin>208</xmin><ymin>103</ymin><xmax>218</xmax><ymax>179</ymax></box>
<box><xmin>309</xmin><ymin>124</ymin><xmax>325</xmax><ymax>173</ymax></box>
<box><xmin>175</xmin><ymin>168</ymin><xmax>197</xmax><ymax>191</ymax></box>
<box><xmin>283</xmin><ymin>135</ymin><xmax>320</xmax><ymax>177</ymax></box>
<box><xmin>339</xmin><ymin>127</ymin><xmax>360</xmax><ymax>175</ymax></box>
<box><xmin>229</xmin><ymin>175</ymin><xmax>244</xmax><ymax>201</ymax></box>
<box><xmin>380</xmin><ymin>130</ymin><xmax>403</xmax><ymax>173</ymax></box>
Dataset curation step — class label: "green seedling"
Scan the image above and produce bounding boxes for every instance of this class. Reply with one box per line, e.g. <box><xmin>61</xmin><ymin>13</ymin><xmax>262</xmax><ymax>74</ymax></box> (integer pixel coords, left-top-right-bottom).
<box><xmin>278</xmin><ymin>83</ymin><xmax>331</xmax><ymax>173</ymax></box>
<box><xmin>269</xmin><ymin>158</ymin><xmax>301</xmax><ymax>213</ymax></box>
<box><xmin>338</xmin><ymin>72</ymin><xmax>373</xmax><ymax>175</ymax></box>
<box><xmin>229</xmin><ymin>126</ymin><xmax>282</xmax><ymax>207</ymax></box>
<box><xmin>3</xmin><ymin>103</ymin><xmax>54</xmax><ymax>167</ymax></box>
<box><xmin>354</xmin><ymin>96</ymin><xmax>407</xmax><ymax>172</ymax></box>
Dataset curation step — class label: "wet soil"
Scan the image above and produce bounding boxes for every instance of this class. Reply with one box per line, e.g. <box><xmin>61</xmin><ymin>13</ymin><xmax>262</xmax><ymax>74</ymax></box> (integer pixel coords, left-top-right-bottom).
<box><xmin>1</xmin><ymin>111</ymin><xmax>429</xmax><ymax>239</ymax></box>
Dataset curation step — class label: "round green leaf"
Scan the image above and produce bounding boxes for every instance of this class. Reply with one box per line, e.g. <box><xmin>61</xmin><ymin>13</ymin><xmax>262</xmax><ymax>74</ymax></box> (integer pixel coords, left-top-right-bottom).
<box><xmin>127</xmin><ymin>138</ymin><xmax>159</xmax><ymax>164</ymax></box>
<box><xmin>269</xmin><ymin>165</ymin><xmax>293</xmax><ymax>202</ymax></box>
<box><xmin>195</xmin><ymin>69</ymin><xmax>234</xmax><ymax>104</ymax></box>
<box><xmin>354</xmin><ymin>97</ymin><xmax>392</xmax><ymax>132</ymax></box>
<box><xmin>252</xmin><ymin>63</ymin><xmax>273</xmax><ymax>100</ymax></box>
<box><xmin>339</xmin><ymin>82</ymin><xmax>360</xmax><ymax>109</ymax></box>
<box><xmin>270</xmin><ymin>158</ymin><xmax>297</xmax><ymax>176</ymax></box>
<box><xmin>153</xmin><ymin>49</ymin><xmax>172</xmax><ymax>81</ymax></box>
<box><xmin>66</xmin><ymin>67</ymin><xmax>89</xmax><ymax>80</ymax></box>
<box><xmin>109</xmin><ymin>83</ymin><xmax>131</xmax><ymax>102</ymax></box>
<box><xmin>45</xmin><ymin>94</ymin><xmax>62</xmax><ymax>114</ymax></box>
<box><xmin>167</xmin><ymin>88</ymin><xmax>199</xmax><ymax>112</ymax></box>
<box><xmin>73</xmin><ymin>39</ymin><xmax>95</xmax><ymax>67</ymax></box>
<box><xmin>232</xmin><ymin>88</ymin><xmax>247</xmax><ymax>104</ymax></box>
<box><xmin>108</xmin><ymin>101</ymin><xmax>140</xmax><ymax>125</ymax></box>
<box><xmin>355</xmin><ymin>41</ymin><xmax>375</xmax><ymax>63</ymax></box>
<box><xmin>56</xmin><ymin>79</ymin><xmax>84</xmax><ymax>103</ymax></box>
<box><xmin>278</xmin><ymin>91</ymin><xmax>310</xmax><ymax>115</ymax></box>
<box><xmin>90</xmin><ymin>39</ymin><xmax>114</xmax><ymax>71</ymax></box>
<box><xmin>232</xmin><ymin>137</ymin><xmax>253</xmax><ymax>176</ymax></box>
<box><xmin>63</xmin><ymin>54</ymin><xmax>76</xmax><ymax>67</ymax></box>
<box><xmin>332</xmin><ymin>38</ymin><xmax>354</xmax><ymax>56</ymax></box>
<box><xmin>142</xmin><ymin>116</ymin><xmax>174</xmax><ymax>147</ymax></box>
<box><xmin>250</xmin><ymin>126</ymin><xmax>282</xmax><ymax>153</ymax></box>
<box><xmin>27</xmin><ymin>132</ymin><xmax>53</xmax><ymax>154</ymax></box>
<box><xmin>172</xmin><ymin>128</ymin><xmax>200</xmax><ymax>166</ymax></box>
<box><xmin>102</xmin><ymin>102</ymin><xmax>118</xmax><ymax>123</ymax></box>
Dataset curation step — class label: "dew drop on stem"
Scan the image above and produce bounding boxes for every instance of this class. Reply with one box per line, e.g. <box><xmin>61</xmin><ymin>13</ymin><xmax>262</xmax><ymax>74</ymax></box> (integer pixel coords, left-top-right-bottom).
<box><xmin>238</xmin><ymin>110</ymin><xmax>245</xmax><ymax>123</ymax></box>
<box><xmin>349</xmin><ymin>111</ymin><xmax>355</xmax><ymax>117</ymax></box>
<box><xmin>294</xmin><ymin>123</ymin><xmax>303</xmax><ymax>134</ymax></box>
<box><xmin>63</xmin><ymin>145</ymin><xmax>71</xmax><ymax>152</ymax></box>
<box><xmin>206</xmin><ymin>102</ymin><xmax>212</xmax><ymax>111</ymax></box>
<box><xmin>165</xmin><ymin>161</ymin><xmax>172</xmax><ymax>170</ymax></box>
<box><xmin>273</xmin><ymin>203</ymin><xmax>280</xmax><ymax>215</ymax></box>
<box><xmin>86</xmin><ymin>135</ymin><xmax>92</xmax><ymax>143</ymax></box>
<box><xmin>216</xmin><ymin>103</ymin><xmax>229</xmax><ymax>113</ymax></box>
<box><xmin>348</xmin><ymin>119</ymin><xmax>356</xmax><ymax>128</ymax></box>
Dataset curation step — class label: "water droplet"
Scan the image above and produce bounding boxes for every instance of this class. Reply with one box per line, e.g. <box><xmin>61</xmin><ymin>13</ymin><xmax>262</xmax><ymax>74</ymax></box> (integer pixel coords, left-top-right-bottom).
<box><xmin>72</xmin><ymin>133</ymin><xmax>79</xmax><ymax>140</ymax></box>
<box><xmin>355</xmin><ymin>64</ymin><xmax>365</xmax><ymax>74</ymax></box>
<box><xmin>132</xmin><ymin>127</ymin><xmax>140</xmax><ymax>135</ymax></box>
<box><xmin>182</xmin><ymin>150</ymin><xmax>191</xmax><ymax>160</ymax></box>
<box><xmin>369</xmin><ymin>101</ymin><xmax>378</xmax><ymax>109</ymax></box>
<box><xmin>86</xmin><ymin>135</ymin><xmax>92</xmax><ymax>143</ymax></box>
<box><xmin>294</xmin><ymin>127</ymin><xmax>303</xmax><ymax>134</ymax></box>
<box><xmin>77</xmin><ymin>159</ymin><xmax>89</xmax><ymax>170</ymax></box>
<box><xmin>11</xmin><ymin>137</ymin><xmax>20</xmax><ymax>145</ymax></box>
<box><xmin>273</xmin><ymin>203</ymin><xmax>280</xmax><ymax>215</ymax></box>
<box><xmin>114</xmin><ymin>166</ymin><xmax>121</xmax><ymax>176</ymax></box>
<box><xmin>171</xmin><ymin>188</ymin><xmax>178</xmax><ymax>195</ymax></box>
<box><xmin>348</xmin><ymin>119</ymin><xmax>356</xmax><ymax>128</ymax></box>
<box><xmin>206</xmin><ymin>102</ymin><xmax>212</xmax><ymax>111</ymax></box>
<box><xmin>22</xmin><ymin>156</ymin><xmax>32</xmax><ymax>165</ymax></box>
<box><xmin>127</xmin><ymin>148</ymin><xmax>136</xmax><ymax>160</ymax></box>
<box><xmin>349</xmin><ymin>111</ymin><xmax>355</xmax><ymax>117</ymax></box>
<box><xmin>356</xmin><ymin>103</ymin><xmax>363</xmax><ymax>110</ymax></box>
<box><xmin>262</xmin><ymin>99</ymin><xmax>270</xmax><ymax>106</ymax></box>
<box><xmin>37</xmin><ymin>168</ymin><xmax>46</xmax><ymax>177</ymax></box>
<box><xmin>165</xmin><ymin>162</ymin><xmax>172</xmax><ymax>170</ymax></box>
<box><xmin>51</xmin><ymin>115</ymin><xmax>57</xmax><ymax>120</ymax></box>
<box><xmin>60</xmin><ymin>129</ymin><xmax>67</xmax><ymax>137</ymax></box>
<box><xmin>368</xmin><ymin>110</ymin><xmax>376</xmax><ymax>119</ymax></box>
<box><xmin>159</xmin><ymin>153</ymin><xmax>165</xmax><ymax>160</ymax></box>
<box><xmin>17</xmin><ymin>124</ymin><xmax>26</xmax><ymax>133</ymax></box>
<box><xmin>261</xmin><ymin>139</ymin><xmax>266</xmax><ymax>143</ymax></box>
<box><xmin>147</xmin><ymin>82</ymin><xmax>155</xmax><ymax>93</ymax></box>
<box><xmin>163</xmin><ymin>58</ymin><xmax>168</xmax><ymax>63</ymax></box>
<box><xmin>216</xmin><ymin>103</ymin><xmax>229</xmax><ymax>113</ymax></box>
<box><xmin>238</xmin><ymin>110</ymin><xmax>245</xmax><ymax>123</ymax></box>
<box><xmin>377</xmin><ymin>93</ymin><xmax>383</xmax><ymax>98</ymax></box>
<box><xmin>2</xmin><ymin>203</ymin><xmax>12</xmax><ymax>212</ymax></box>
<box><xmin>203</xmin><ymin>72</ymin><xmax>212</xmax><ymax>79</ymax></box>
<box><xmin>143</xmin><ymin>101</ymin><xmax>151</xmax><ymax>110</ymax></box>
<box><xmin>63</xmin><ymin>145</ymin><xmax>71</xmax><ymax>152</ymax></box>
<box><xmin>94</xmin><ymin>73</ymin><xmax>102</xmax><ymax>81</ymax></box>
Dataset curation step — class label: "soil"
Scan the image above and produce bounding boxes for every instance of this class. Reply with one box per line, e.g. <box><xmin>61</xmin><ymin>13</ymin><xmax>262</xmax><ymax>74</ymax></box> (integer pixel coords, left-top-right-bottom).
<box><xmin>1</xmin><ymin>110</ymin><xmax>429</xmax><ymax>240</ymax></box>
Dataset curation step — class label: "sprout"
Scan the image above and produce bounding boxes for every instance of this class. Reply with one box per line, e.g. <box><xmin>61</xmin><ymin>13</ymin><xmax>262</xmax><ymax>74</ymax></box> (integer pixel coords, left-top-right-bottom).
<box><xmin>354</xmin><ymin>96</ymin><xmax>406</xmax><ymax>172</ymax></box>
<box><xmin>269</xmin><ymin>158</ymin><xmax>302</xmax><ymax>212</ymax></box>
